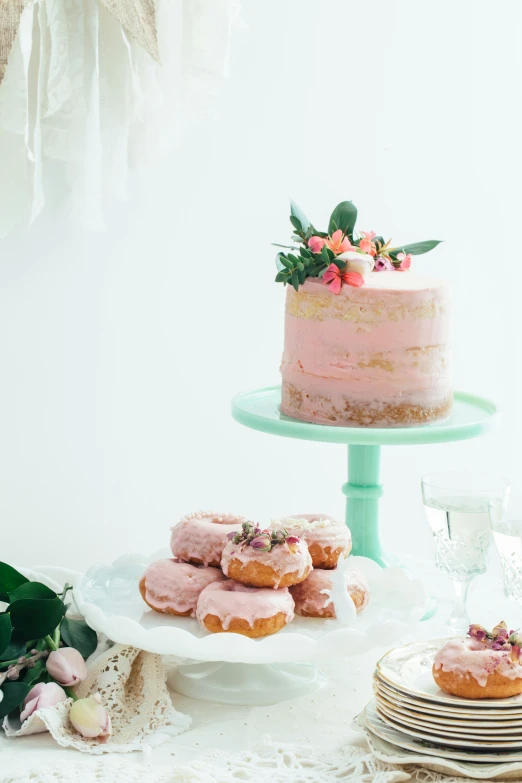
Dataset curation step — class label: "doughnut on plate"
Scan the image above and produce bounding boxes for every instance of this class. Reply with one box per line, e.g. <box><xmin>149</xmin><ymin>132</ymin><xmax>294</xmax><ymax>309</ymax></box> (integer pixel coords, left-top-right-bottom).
<box><xmin>74</xmin><ymin>552</ymin><xmax>426</xmax><ymax>664</ymax></box>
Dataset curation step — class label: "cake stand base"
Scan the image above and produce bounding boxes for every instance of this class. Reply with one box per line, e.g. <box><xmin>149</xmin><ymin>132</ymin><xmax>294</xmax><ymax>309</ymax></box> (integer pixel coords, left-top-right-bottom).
<box><xmin>168</xmin><ymin>661</ymin><xmax>326</xmax><ymax>706</ymax></box>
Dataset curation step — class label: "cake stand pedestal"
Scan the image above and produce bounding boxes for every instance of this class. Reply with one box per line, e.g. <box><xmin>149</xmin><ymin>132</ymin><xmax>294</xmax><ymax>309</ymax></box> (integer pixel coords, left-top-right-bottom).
<box><xmin>231</xmin><ymin>386</ymin><xmax>499</xmax><ymax>568</ymax></box>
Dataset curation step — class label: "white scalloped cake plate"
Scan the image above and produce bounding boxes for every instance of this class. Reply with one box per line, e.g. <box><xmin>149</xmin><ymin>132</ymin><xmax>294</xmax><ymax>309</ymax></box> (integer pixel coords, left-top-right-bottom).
<box><xmin>356</xmin><ymin>710</ymin><xmax>522</xmax><ymax>779</ymax></box>
<box><xmin>376</xmin><ymin>640</ymin><xmax>522</xmax><ymax>709</ymax></box>
<box><xmin>73</xmin><ymin>553</ymin><xmax>425</xmax><ymax>664</ymax></box>
<box><xmin>373</xmin><ymin>678</ymin><xmax>522</xmax><ymax>719</ymax></box>
<box><xmin>363</xmin><ymin>700</ymin><xmax>522</xmax><ymax>762</ymax></box>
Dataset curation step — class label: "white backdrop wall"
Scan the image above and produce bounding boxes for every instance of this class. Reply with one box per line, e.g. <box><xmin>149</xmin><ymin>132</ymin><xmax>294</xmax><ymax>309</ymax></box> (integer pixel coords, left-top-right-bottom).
<box><xmin>0</xmin><ymin>0</ymin><xmax>520</xmax><ymax>569</ymax></box>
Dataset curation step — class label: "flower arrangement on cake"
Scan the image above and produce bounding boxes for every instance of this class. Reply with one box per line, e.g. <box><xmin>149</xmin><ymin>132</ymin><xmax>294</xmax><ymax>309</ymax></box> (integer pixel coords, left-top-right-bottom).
<box><xmin>274</xmin><ymin>199</ymin><xmax>442</xmax><ymax>292</ymax></box>
<box><xmin>0</xmin><ymin>562</ymin><xmax>111</xmax><ymax>741</ymax></box>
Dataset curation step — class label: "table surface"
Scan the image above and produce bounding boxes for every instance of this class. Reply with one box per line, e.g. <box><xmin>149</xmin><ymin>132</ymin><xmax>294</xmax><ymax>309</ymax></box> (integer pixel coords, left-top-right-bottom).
<box><xmin>0</xmin><ymin>556</ymin><xmax>518</xmax><ymax>776</ymax></box>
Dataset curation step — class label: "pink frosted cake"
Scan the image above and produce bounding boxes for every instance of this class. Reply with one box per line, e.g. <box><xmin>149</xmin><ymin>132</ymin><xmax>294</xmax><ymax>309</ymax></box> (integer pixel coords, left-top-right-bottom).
<box><xmin>275</xmin><ymin>199</ymin><xmax>451</xmax><ymax>428</ymax></box>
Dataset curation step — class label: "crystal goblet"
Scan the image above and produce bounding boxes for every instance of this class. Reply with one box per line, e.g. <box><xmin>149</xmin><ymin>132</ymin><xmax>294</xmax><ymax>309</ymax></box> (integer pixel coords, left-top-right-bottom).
<box><xmin>421</xmin><ymin>471</ymin><xmax>510</xmax><ymax>632</ymax></box>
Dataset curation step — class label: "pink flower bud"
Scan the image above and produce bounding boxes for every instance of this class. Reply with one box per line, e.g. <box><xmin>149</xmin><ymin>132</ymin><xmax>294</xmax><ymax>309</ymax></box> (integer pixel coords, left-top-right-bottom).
<box><xmin>69</xmin><ymin>693</ymin><xmax>111</xmax><ymax>742</ymax></box>
<box><xmin>46</xmin><ymin>647</ymin><xmax>88</xmax><ymax>687</ymax></box>
<box><xmin>227</xmin><ymin>531</ymin><xmax>237</xmax><ymax>541</ymax></box>
<box><xmin>250</xmin><ymin>535</ymin><xmax>272</xmax><ymax>551</ymax></box>
<box><xmin>468</xmin><ymin>624</ymin><xmax>487</xmax><ymax>641</ymax></box>
<box><xmin>286</xmin><ymin>536</ymin><xmax>300</xmax><ymax>545</ymax></box>
<box><xmin>20</xmin><ymin>682</ymin><xmax>67</xmax><ymax>722</ymax></box>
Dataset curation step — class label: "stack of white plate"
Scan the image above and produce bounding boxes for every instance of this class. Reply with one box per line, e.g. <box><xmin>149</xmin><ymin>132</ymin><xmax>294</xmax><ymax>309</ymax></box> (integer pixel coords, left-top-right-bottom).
<box><xmin>364</xmin><ymin>639</ymin><xmax>522</xmax><ymax>766</ymax></box>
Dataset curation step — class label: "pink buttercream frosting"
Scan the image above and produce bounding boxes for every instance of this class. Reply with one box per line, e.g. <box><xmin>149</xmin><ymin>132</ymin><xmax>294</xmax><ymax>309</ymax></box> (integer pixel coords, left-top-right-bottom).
<box><xmin>196</xmin><ymin>580</ymin><xmax>295</xmax><ymax>630</ymax></box>
<box><xmin>170</xmin><ymin>511</ymin><xmax>245</xmax><ymax>567</ymax></box>
<box><xmin>277</xmin><ymin>514</ymin><xmax>351</xmax><ymax>556</ymax></box>
<box><xmin>290</xmin><ymin>567</ymin><xmax>369</xmax><ymax>617</ymax></box>
<box><xmin>434</xmin><ymin>637</ymin><xmax>522</xmax><ymax>688</ymax></box>
<box><xmin>221</xmin><ymin>537</ymin><xmax>312</xmax><ymax>588</ymax></box>
<box><xmin>280</xmin><ymin>273</ymin><xmax>452</xmax><ymax>427</ymax></box>
<box><xmin>141</xmin><ymin>558</ymin><xmax>225</xmax><ymax>616</ymax></box>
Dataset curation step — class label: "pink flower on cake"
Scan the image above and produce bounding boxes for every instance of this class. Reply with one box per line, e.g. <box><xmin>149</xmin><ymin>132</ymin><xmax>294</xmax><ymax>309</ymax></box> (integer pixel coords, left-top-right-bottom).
<box><xmin>335</xmin><ymin>251</ymin><xmax>375</xmax><ymax>282</ymax></box>
<box><xmin>359</xmin><ymin>230</ymin><xmax>377</xmax><ymax>256</ymax></box>
<box><xmin>397</xmin><ymin>252</ymin><xmax>412</xmax><ymax>270</ymax></box>
<box><xmin>326</xmin><ymin>230</ymin><xmax>353</xmax><ymax>255</ymax></box>
<box><xmin>374</xmin><ymin>256</ymin><xmax>394</xmax><ymax>272</ymax></box>
<box><xmin>322</xmin><ymin>264</ymin><xmax>363</xmax><ymax>294</ymax></box>
<box><xmin>307</xmin><ymin>236</ymin><xmax>326</xmax><ymax>254</ymax></box>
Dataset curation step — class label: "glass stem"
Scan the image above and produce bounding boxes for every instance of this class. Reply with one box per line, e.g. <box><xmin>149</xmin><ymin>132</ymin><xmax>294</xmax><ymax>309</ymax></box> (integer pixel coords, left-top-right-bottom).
<box><xmin>448</xmin><ymin>579</ymin><xmax>472</xmax><ymax>632</ymax></box>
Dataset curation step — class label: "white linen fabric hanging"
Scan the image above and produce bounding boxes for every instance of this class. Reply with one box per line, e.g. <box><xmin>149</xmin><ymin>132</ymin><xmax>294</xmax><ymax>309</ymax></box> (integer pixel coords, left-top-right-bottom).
<box><xmin>0</xmin><ymin>0</ymin><xmax>240</xmax><ymax>236</ymax></box>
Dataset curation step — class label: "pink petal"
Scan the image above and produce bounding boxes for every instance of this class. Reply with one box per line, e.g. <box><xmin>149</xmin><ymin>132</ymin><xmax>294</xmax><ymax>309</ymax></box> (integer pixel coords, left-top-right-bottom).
<box><xmin>330</xmin><ymin>229</ymin><xmax>342</xmax><ymax>244</ymax></box>
<box><xmin>328</xmin><ymin>276</ymin><xmax>342</xmax><ymax>294</ymax></box>
<box><xmin>343</xmin><ymin>271</ymin><xmax>364</xmax><ymax>287</ymax></box>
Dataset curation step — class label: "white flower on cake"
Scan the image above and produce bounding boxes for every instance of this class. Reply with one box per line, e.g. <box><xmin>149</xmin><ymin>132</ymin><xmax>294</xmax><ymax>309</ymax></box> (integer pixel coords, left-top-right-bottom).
<box><xmin>334</xmin><ymin>251</ymin><xmax>374</xmax><ymax>282</ymax></box>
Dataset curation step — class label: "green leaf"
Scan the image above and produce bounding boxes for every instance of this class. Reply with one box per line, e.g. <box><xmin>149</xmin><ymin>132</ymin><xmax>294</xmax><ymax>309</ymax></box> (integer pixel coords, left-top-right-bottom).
<box><xmin>22</xmin><ymin>658</ymin><xmax>46</xmax><ymax>686</ymax></box>
<box><xmin>328</xmin><ymin>201</ymin><xmax>358</xmax><ymax>238</ymax></box>
<box><xmin>289</xmin><ymin>215</ymin><xmax>302</xmax><ymax>232</ymax></box>
<box><xmin>287</xmin><ymin>253</ymin><xmax>300</xmax><ymax>265</ymax></box>
<box><xmin>8</xmin><ymin>582</ymin><xmax>57</xmax><ymax>603</ymax></box>
<box><xmin>0</xmin><ymin>681</ymin><xmax>30</xmax><ymax>720</ymax></box>
<box><xmin>275</xmin><ymin>270</ymin><xmax>287</xmax><ymax>283</ymax></box>
<box><xmin>279</xmin><ymin>256</ymin><xmax>293</xmax><ymax>270</ymax></box>
<box><xmin>320</xmin><ymin>244</ymin><xmax>329</xmax><ymax>264</ymax></box>
<box><xmin>0</xmin><ymin>632</ymin><xmax>25</xmax><ymax>662</ymax></box>
<box><xmin>291</xmin><ymin>270</ymin><xmax>300</xmax><ymax>291</ymax></box>
<box><xmin>389</xmin><ymin>239</ymin><xmax>442</xmax><ymax>257</ymax></box>
<box><xmin>0</xmin><ymin>563</ymin><xmax>29</xmax><ymax>603</ymax></box>
<box><xmin>60</xmin><ymin>618</ymin><xmax>98</xmax><ymax>659</ymax></box>
<box><xmin>0</xmin><ymin>614</ymin><xmax>12</xmax><ymax>657</ymax></box>
<box><xmin>275</xmin><ymin>252</ymin><xmax>285</xmax><ymax>271</ymax></box>
<box><xmin>297</xmin><ymin>268</ymin><xmax>306</xmax><ymax>285</ymax></box>
<box><xmin>9</xmin><ymin>597</ymin><xmax>66</xmax><ymax>641</ymax></box>
<box><xmin>290</xmin><ymin>200</ymin><xmax>311</xmax><ymax>232</ymax></box>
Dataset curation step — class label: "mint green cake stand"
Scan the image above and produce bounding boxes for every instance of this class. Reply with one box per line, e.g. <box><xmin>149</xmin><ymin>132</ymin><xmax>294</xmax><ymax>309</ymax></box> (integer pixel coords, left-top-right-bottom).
<box><xmin>231</xmin><ymin>386</ymin><xmax>499</xmax><ymax>567</ymax></box>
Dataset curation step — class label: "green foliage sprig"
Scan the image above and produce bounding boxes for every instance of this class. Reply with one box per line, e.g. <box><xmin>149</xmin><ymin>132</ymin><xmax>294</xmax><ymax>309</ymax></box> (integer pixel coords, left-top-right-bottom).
<box><xmin>0</xmin><ymin>562</ymin><xmax>97</xmax><ymax>720</ymax></box>
<box><xmin>273</xmin><ymin>199</ymin><xmax>442</xmax><ymax>291</ymax></box>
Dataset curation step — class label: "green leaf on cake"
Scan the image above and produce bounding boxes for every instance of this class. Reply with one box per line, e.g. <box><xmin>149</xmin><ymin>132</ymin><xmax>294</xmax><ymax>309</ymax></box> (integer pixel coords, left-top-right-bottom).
<box><xmin>9</xmin><ymin>597</ymin><xmax>66</xmax><ymax>641</ymax></box>
<box><xmin>289</xmin><ymin>215</ymin><xmax>302</xmax><ymax>232</ymax></box>
<box><xmin>0</xmin><ymin>563</ymin><xmax>29</xmax><ymax>603</ymax></box>
<box><xmin>320</xmin><ymin>245</ymin><xmax>330</xmax><ymax>266</ymax></box>
<box><xmin>0</xmin><ymin>613</ymin><xmax>12</xmax><ymax>657</ymax></box>
<box><xmin>290</xmin><ymin>200</ymin><xmax>311</xmax><ymax>232</ymax></box>
<box><xmin>60</xmin><ymin>618</ymin><xmax>98</xmax><ymax>659</ymax></box>
<box><xmin>389</xmin><ymin>239</ymin><xmax>442</xmax><ymax>257</ymax></box>
<box><xmin>328</xmin><ymin>201</ymin><xmax>357</xmax><ymax>238</ymax></box>
<box><xmin>275</xmin><ymin>270</ymin><xmax>287</xmax><ymax>283</ymax></box>
<box><xmin>291</xmin><ymin>270</ymin><xmax>300</xmax><ymax>291</ymax></box>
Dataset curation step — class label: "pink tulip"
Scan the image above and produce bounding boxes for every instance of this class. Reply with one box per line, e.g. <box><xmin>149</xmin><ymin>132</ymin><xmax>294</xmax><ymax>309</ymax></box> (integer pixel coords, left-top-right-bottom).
<box><xmin>322</xmin><ymin>263</ymin><xmax>363</xmax><ymax>294</ymax></box>
<box><xmin>20</xmin><ymin>682</ymin><xmax>67</xmax><ymax>722</ymax></box>
<box><xmin>308</xmin><ymin>235</ymin><xmax>326</xmax><ymax>254</ymax></box>
<box><xmin>47</xmin><ymin>647</ymin><xmax>88</xmax><ymax>687</ymax></box>
<box><xmin>326</xmin><ymin>229</ymin><xmax>353</xmax><ymax>255</ymax></box>
<box><xmin>69</xmin><ymin>693</ymin><xmax>111</xmax><ymax>742</ymax></box>
<box><xmin>397</xmin><ymin>252</ymin><xmax>412</xmax><ymax>270</ymax></box>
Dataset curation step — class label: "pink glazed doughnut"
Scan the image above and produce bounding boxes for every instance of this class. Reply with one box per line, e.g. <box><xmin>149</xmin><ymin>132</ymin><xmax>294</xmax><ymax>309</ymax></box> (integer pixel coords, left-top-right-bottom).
<box><xmin>196</xmin><ymin>580</ymin><xmax>295</xmax><ymax>638</ymax></box>
<box><xmin>279</xmin><ymin>514</ymin><xmax>352</xmax><ymax>569</ymax></box>
<box><xmin>290</xmin><ymin>567</ymin><xmax>369</xmax><ymax>618</ymax></box>
<box><xmin>139</xmin><ymin>558</ymin><xmax>225</xmax><ymax>616</ymax></box>
<box><xmin>170</xmin><ymin>511</ymin><xmax>245</xmax><ymax>567</ymax></box>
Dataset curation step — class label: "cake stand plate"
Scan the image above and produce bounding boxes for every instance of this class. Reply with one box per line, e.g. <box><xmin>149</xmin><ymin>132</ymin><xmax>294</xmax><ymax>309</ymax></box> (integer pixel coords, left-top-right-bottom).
<box><xmin>74</xmin><ymin>553</ymin><xmax>425</xmax><ymax>705</ymax></box>
<box><xmin>231</xmin><ymin>386</ymin><xmax>499</xmax><ymax>568</ymax></box>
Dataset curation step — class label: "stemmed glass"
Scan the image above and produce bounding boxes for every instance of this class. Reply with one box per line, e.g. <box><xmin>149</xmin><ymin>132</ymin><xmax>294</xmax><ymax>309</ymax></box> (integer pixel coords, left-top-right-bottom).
<box><xmin>490</xmin><ymin>511</ymin><xmax>522</xmax><ymax>608</ymax></box>
<box><xmin>421</xmin><ymin>471</ymin><xmax>510</xmax><ymax>631</ymax></box>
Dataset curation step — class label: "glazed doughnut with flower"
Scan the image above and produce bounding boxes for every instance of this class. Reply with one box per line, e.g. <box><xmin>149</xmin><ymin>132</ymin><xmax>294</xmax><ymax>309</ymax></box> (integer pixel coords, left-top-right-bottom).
<box><xmin>170</xmin><ymin>510</ymin><xmax>245</xmax><ymax>567</ymax></box>
<box><xmin>221</xmin><ymin>522</ymin><xmax>312</xmax><ymax>588</ymax></box>
<box><xmin>278</xmin><ymin>514</ymin><xmax>351</xmax><ymax>569</ymax></box>
<box><xmin>139</xmin><ymin>559</ymin><xmax>225</xmax><ymax>616</ymax></box>
<box><xmin>196</xmin><ymin>580</ymin><xmax>295</xmax><ymax>638</ymax></box>
<box><xmin>433</xmin><ymin>622</ymin><xmax>522</xmax><ymax>699</ymax></box>
<box><xmin>290</xmin><ymin>567</ymin><xmax>369</xmax><ymax>618</ymax></box>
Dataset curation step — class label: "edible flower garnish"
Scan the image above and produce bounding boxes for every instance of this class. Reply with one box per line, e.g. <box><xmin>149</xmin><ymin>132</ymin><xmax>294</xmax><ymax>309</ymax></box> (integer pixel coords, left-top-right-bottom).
<box><xmin>228</xmin><ymin>522</ymin><xmax>300</xmax><ymax>553</ymax></box>
<box><xmin>274</xmin><ymin>199</ymin><xmax>442</xmax><ymax>293</ymax></box>
<box><xmin>468</xmin><ymin>622</ymin><xmax>522</xmax><ymax>656</ymax></box>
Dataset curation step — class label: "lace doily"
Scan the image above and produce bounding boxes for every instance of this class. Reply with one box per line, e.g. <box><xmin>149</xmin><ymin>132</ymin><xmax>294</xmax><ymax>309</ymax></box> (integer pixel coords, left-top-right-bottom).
<box><xmin>0</xmin><ymin>736</ymin><xmax>489</xmax><ymax>783</ymax></box>
<box><xmin>4</xmin><ymin>644</ymin><xmax>190</xmax><ymax>754</ymax></box>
